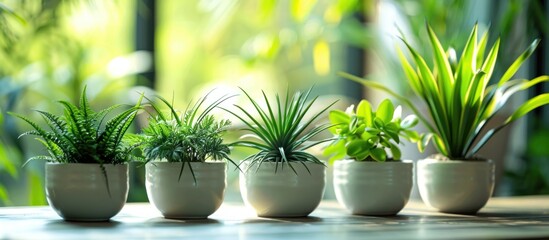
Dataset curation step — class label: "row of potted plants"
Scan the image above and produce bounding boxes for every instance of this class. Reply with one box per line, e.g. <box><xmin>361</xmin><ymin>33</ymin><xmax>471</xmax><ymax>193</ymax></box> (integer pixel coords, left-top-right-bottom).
<box><xmin>14</xmin><ymin>84</ymin><xmax>416</xmax><ymax>221</ymax></box>
<box><xmin>11</xmin><ymin>23</ymin><xmax>549</xmax><ymax>221</ymax></box>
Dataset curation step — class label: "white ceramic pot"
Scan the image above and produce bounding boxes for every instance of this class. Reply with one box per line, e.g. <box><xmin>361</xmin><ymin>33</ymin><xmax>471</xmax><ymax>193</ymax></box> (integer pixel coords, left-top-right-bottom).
<box><xmin>146</xmin><ymin>162</ymin><xmax>226</xmax><ymax>219</ymax></box>
<box><xmin>417</xmin><ymin>159</ymin><xmax>495</xmax><ymax>214</ymax></box>
<box><xmin>333</xmin><ymin>160</ymin><xmax>413</xmax><ymax>216</ymax></box>
<box><xmin>45</xmin><ymin>163</ymin><xmax>129</xmax><ymax>221</ymax></box>
<box><xmin>240</xmin><ymin>161</ymin><xmax>325</xmax><ymax>217</ymax></box>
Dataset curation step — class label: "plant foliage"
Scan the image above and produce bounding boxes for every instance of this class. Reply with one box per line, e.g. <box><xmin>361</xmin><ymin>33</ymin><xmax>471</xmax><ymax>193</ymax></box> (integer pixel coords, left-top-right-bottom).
<box><xmin>225</xmin><ymin>87</ymin><xmax>337</xmax><ymax>173</ymax></box>
<box><xmin>11</xmin><ymin>87</ymin><xmax>142</xmax><ymax>165</ymax></box>
<box><xmin>324</xmin><ymin>99</ymin><xmax>420</xmax><ymax>163</ymax></box>
<box><xmin>132</xmin><ymin>92</ymin><xmax>236</xmax><ymax>182</ymax></box>
<box><xmin>341</xmin><ymin>23</ymin><xmax>549</xmax><ymax>159</ymax></box>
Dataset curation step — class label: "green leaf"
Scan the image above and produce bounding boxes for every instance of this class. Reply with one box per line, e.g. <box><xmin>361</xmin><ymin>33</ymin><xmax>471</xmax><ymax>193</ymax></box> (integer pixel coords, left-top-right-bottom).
<box><xmin>376</xmin><ymin>99</ymin><xmax>394</xmax><ymax>123</ymax></box>
<box><xmin>346</xmin><ymin>140</ymin><xmax>372</xmax><ymax>158</ymax></box>
<box><xmin>456</xmin><ymin>24</ymin><xmax>478</xmax><ymax>98</ymax></box>
<box><xmin>324</xmin><ymin>140</ymin><xmax>346</xmax><ymax>163</ymax></box>
<box><xmin>349</xmin><ymin>117</ymin><xmax>359</xmax><ymax>134</ymax></box>
<box><xmin>373</xmin><ymin>117</ymin><xmax>385</xmax><ymax>128</ymax></box>
<box><xmin>360</xmin><ymin>131</ymin><xmax>375</xmax><ymax>141</ymax></box>
<box><xmin>401</xmin><ymin>115</ymin><xmax>418</xmax><ymax>129</ymax></box>
<box><xmin>476</xmin><ymin>30</ymin><xmax>489</xmax><ymax>67</ymax></box>
<box><xmin>370</xmin><ymin>148</ymin><xmax>386</xmax><ymax>162</ymax></box>
<box><xmin>427</xmin><ymin>23</ymin><xmax>454</xmax><ymax>105</ymax></box>
<box><xmin>356</xmin><ymin>100</ymin><xmax>373</xmax><ymax>125</ymax></box>
<box><xmin>493</xmin><ymin>76</ymin><xmax>549</xmax><ymax>116</ymax></box>
<box><xmin>418</xmin><ymin>133</ymin><xmax>433</xmax><ymax>153</ymax></box>
<box><xmin>505</xmin><ymin>94</ymin><xmax>549</xmax><ymax>124</ymax></box>
<box><xmin>384</xmin><ymin>122</ymin><xmax>400</xmax><ymax>143</ymax></box>
<box><xmin>469</xmin><ymin>92</ymin><xmax>547</xmax><ymax>158</ymax></box>
<box><xmin>329</xmin><ymin>110</ymin><xmax>350</xmax><ymax>125</ymax></box>
<box><xmin>366</xmin><ymin>128</ymin><xmax>381</xmax><ymax>135</ymax></box>
<box><xmin>498</xmin><ymin>39</ymin><xmax>540</xmax><ymax>86</ymax></box>
<box><xmin>355</xmin><ymin>123</ymin><xmax>366</xmax><ymax>135</ymax></box>
<box><xmin>433</xmin><ymin>134</ymin><xmax>448</xmax><ymax>156</ymax></box>
<box><xmin>403</xmin><ymin>129</ymin><xmax>420</xmax><ymax>142</ymax></box>
<box><xmin>479</xmin><ymin>38</ymin><xmax>500</xmax><ymax>88</ymax></box>
<box><xmin>389</xmin><ymin>143</ymin><xmax>401</xmax><ymax>160</ymax></box>
<box><xmin>397</xmin><ymin>48</ymin><xmax>422</xmax><ymax>97</ymax></box>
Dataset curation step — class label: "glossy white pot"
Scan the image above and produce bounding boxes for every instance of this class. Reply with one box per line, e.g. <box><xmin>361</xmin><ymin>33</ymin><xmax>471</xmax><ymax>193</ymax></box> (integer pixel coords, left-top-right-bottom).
<box><xmin>45</xmin><ymin>163</ymin><xmax>129</xmax><ymax>221</ymax></box>
<box><xmin>333</xmin><ymin>160</ymin><xmax>413</xmax><ymax>216</ymax></box>
<box><xmin>146</xmin><ymin>162</ymin><xmax>226</xmax><ymax>219</ymax></box>
<box><xmin>240</xmin><ymin>161</ymin><xmax>325</xmax><ymax>217</ymax></box>
<box><xmin>417</xmin><ymin>159</ymin><xmax>495</xmax><ymax>214</ymax></box>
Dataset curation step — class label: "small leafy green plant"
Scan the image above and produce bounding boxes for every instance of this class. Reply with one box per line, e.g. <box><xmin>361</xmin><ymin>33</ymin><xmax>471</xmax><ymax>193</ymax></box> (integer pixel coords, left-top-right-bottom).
<box><xmin>11</xmin><ymin>87</ymin><xmax>142</xmax><ymax>165</ymax></box>
<box><xmin>225</xmin><ymin>87</ymin><xmax>337</xmax><ymax>173</ymax></box>
<box><xmin>324</xmin><ymin>99</ymin><xmax>420</xmax><ymax>162</ymax></box>
<box><xmin>342</xmin><ymin>23</ymin><xmax>549</xmax><ymax>160</ymax></box>
<box><xmin>132</xmin><ymin>93</ymin><xmax>236</xmax><ymax>182</ymax></box>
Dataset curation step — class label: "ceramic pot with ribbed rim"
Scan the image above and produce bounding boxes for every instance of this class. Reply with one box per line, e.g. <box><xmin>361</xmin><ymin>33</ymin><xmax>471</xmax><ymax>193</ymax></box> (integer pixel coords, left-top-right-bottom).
<box><xmin>240</xmin><ymin>161</ymin><xmax>325</xmax><ymax>217</ymax></box>
<box><xmin>417</xmin><ymin>159</ymin><xmax>495</xmax><ymax>214</ymax></box>
<box><xmin>45</xmin><ymin>163</ymin><xmax>129</xmax><ymax>221</ymax></box>
<box><xmin>333</xmin><ymin>160</ymin><xmax>413</xmax><ymax>216</ymax></box>
<box><xmin>146</xmin><ymin>161</ymin><xmax>226</xmax><ymax>219</ymax></box>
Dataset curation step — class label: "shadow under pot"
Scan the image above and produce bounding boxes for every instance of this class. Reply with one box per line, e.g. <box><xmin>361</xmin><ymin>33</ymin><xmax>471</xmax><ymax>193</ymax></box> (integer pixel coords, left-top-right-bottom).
<box><xmin>239</xmin><ymin>161</ymin><xmax>326</xmax><ymax>218</ymax></box>
<box><xmin>45</xmin><ymin>163</ymin><xmax>129</xmax><ymax>222</ymax></box>
<box><xmin>145</xmin><ymin>161</ymin><xmax>226</xmax><ymax>219</ymax></box>
<box><xmin>417</xmin><ymin>159</ymin><xmax>495</xmax><ymax>214</ymax></box>
<box><xmin>333</xmin><ymin>160</ymin><xmax>413</xmax><ymax>216</ymax></box>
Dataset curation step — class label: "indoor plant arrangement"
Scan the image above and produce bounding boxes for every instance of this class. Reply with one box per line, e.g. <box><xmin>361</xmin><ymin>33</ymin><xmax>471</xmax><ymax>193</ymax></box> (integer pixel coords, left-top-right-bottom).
<box><xmin>226</xmin><ymin>87</ymin><xmax>336</xmax><ymax>217</ymax></box>
<box><xmin>11</xmin><ymin>87</ymin><xmax>142</xmax><ymax>221</ymax></box>
<box><xmin>132</xmin><ymin>93</ymin><xmax>237</xmax><ymax>219</ymax></box>
<box><xmin>342</xmin><ymin>23</ymin><xmax>549</xmax><ymax>214</ymax></box>
<box><xmin>324</xmin><ymin>99</ymin><xmax>420</xmax><ymax>215</ymax></box>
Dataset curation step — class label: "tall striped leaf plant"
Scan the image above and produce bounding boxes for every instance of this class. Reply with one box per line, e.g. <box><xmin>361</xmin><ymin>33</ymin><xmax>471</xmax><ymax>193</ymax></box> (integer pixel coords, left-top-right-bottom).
<box><xmin>341</xmin><ymin>23</ymin><xmax>549</xmax><ymax>214</ymax></box>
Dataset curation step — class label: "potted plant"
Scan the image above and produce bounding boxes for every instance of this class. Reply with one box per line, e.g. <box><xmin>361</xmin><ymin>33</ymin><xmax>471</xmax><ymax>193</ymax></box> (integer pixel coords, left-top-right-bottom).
<box><xmin>225</xmin><ymin>88</ymin><xmax>336</xmax><ymax>217</ymax></box>
<box><xmin>132</xmin><ymin>93</ymin><xmax>237</xmax><ymax>219</ymax></box>
<box><xmin>324</xmin><ymin>99</ymin><xmax>420</xmax><ymax>215</ymax></box>
<box><xmin>341</xmin><ymin>24</ymin><xmax>549</xmax><ymax>214</ymax></box>
<box><xmin>11</xmin><ymin>87</ymin><xmax>142</xmax><ymax>221</ymax></box>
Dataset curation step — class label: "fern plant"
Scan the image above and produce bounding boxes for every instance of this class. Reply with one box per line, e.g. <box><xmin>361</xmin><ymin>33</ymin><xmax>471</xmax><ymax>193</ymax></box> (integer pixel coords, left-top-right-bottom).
<box><xmin>11</xmin><ymin>87</ymin><xmax>142</xmax><ymax>165</ymax></box>
<box><xmin>324</xmin><ymin>99</ymin><xmax>421</xmax><ymax>163</ymax></box>
<box><xmin>131</xmin><ymin>93</ymin><xmax>236</xmax><ymax>182</ymax></box>
<box><xmin>341</xmin><ymin>23</ymin><xmax>549</xmax><ymax>160</ymax></box>
<box><xmin>225</xmin><ymin>87</ymin><xmax>337</xmax><ymax>173</ymax></box>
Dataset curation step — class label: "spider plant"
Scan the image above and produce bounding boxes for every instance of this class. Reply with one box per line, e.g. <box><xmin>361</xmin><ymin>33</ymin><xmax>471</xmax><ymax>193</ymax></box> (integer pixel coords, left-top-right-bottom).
<box><xmin>341</xmin><ymin>23</ymin><xmax>549</xmax><ymax>160</ymax></box>
<box><xmin>324</xmin><ymin>99</ymin><xmax>421</xmax><ymax>163</ymax></box>
<box><xmin>11</xmin><ymin>87</ymin><xmax>142</xmax><ymax>165</ymax></box>
<box><xmin>225</xmin><ymin>87</ymin><xmax>337</xmax><ymax>173</ymax></box>
<box><xmin>132</xmin><ymin>92</ymin><xmax>237</xmax><ymax>182</ymax></box>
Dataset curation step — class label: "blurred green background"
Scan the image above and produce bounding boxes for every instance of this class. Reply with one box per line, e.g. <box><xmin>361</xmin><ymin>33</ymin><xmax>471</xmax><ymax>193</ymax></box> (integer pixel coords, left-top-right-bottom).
<box><xmin>0</xmin><ymin>0</ymin><xmax>548</xmax><ymax>206</ymax></box>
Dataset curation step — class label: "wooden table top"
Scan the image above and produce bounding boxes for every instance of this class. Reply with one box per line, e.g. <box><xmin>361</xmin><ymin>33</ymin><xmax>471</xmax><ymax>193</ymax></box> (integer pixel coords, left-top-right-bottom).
<box><xmin>2</xmin><ymin>196</ymin><xmax>549</xmax><ymax>239</ymax></box>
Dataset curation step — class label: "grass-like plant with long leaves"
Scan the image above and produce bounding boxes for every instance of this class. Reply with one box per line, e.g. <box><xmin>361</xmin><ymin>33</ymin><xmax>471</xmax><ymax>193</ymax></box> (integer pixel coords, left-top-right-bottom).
<box><xmin>342</xmin><ymin>23</ymin><xmax>549</xmax><ymax>159</ymax></box>
<box><xmin>131</xmin><ymin>93</ymin><xmax>237</xmax><ymax>182</ymax></box>
<box><xmin>324</xmin><ymin>99</ymin><xmax>421</xmax><ymax>163</ymax></box>
<box><xmin>11</xmin><ymin>87</ymin><xmax>142</xmax><ymax>165</ymax></box>
<box><xmin>224</xmin><ymin>87</ymin><xmax>337</xmax><ymax>174</ymax></box>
